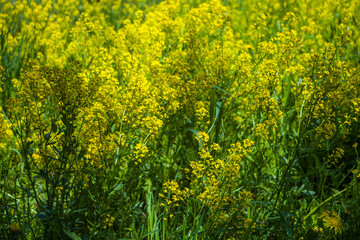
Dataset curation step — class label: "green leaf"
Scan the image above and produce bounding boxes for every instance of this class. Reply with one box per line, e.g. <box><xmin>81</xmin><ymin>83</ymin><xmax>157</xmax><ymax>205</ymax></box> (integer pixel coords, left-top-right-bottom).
<box><xmin>301</xmin><ymin>189</ymin><xmax>316</xmax><ymax>196</ymax></box>
<box><xmin>192</xmin><ymin>208</ymin><xmax>206</xmax><ymax>240</ymax></box>
<box><xmin>214</xmin><ymin>101</ymin><xmax>224</xmax><ymax>143</ymax></box>
<box><xmin>185</xmin><ymin>127</ymin><xmax>202</xmax><ymax>149</ymax></box>
<box><xmin>276</xmin><ymin>209</ymin><xmax>294</xmax><ymax>240</ymax></box>
<box><xmin>209</xmin><ymin>87</ymin><xmax>216</xmax><ymax>126</ymax></box>
<box><xmin>72</xmin><ymin>208</ymin><xmax>87</xmax><ymax>213</ymax></box>
<box><xmin>213</xmin><ymin>85</ymin><xmax>231</xmax><ymax>96</ymax></box>
<box><xmin>207</xmin><ymin>101</ymin><xmax>222</xmax><ymax>136</ymax></box>
<box><xmin>141</xmin><ymin>230</ymin><xmax>160</xmax><ymax>239</ymax></box>
<box><xmin>63</xmin><ymin>229</ymin><xmax>81</xmax><ymax>240</ymax></box>
<box><xmin>113</xmin><ymin>183</ymin><xmax>124</xmax><ymax>192</ymax></box>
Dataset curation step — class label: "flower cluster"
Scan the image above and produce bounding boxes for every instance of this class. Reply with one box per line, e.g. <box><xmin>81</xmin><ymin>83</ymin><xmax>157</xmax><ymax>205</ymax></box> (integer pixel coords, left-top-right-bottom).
<box><xmin>1</xmin><ymin>0</ymin><xmax>359</xmax><ymax>238</ymax></box>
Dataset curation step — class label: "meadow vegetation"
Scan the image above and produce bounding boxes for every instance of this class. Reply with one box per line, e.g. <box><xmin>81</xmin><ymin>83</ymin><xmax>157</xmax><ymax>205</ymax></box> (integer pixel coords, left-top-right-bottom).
<box><xmin>0</xmin><ymin>0</ymin><xmax>360</xmax><ymax>239</ymax></box>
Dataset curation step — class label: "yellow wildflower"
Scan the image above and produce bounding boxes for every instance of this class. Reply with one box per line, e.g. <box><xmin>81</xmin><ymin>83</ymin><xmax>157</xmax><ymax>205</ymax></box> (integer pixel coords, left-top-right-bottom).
<box><xmin>10</xmin><ymin>222</ymin><xmax>20</xmax><ymax>232</ymax></box>
<box><xmin>320</xmin><ymin>210</ymin><xmax>344</xmax><ymax>235</ymax></box>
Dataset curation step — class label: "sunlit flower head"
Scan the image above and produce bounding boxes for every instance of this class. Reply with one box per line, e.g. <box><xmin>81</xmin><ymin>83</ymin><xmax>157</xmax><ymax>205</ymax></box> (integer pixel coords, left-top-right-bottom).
<box><xmin>320</xmin><ymin>210</ymin><xmax>344</xmax><ymax>235</ymax></box>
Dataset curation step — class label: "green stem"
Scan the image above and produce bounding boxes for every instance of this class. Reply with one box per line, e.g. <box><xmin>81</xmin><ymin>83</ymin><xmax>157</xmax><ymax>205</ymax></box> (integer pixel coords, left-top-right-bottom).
<box><xmin>303</xmin><ymin>185</ymin><xmax>350</xmax><ymax>221</ymax></box>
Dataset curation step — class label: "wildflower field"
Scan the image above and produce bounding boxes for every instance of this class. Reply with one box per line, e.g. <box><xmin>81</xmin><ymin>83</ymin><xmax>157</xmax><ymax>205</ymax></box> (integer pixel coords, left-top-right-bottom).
<box><xmin>0</xmin><ymin>0</ymin><xmax>360</xmax><ymax>239</ymax></box>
